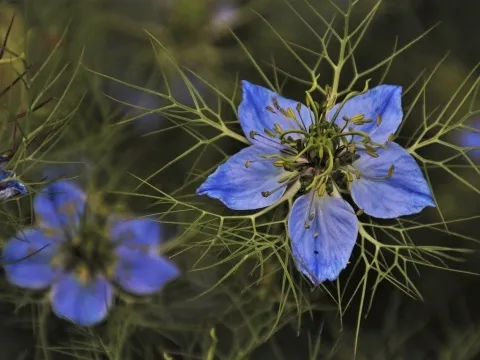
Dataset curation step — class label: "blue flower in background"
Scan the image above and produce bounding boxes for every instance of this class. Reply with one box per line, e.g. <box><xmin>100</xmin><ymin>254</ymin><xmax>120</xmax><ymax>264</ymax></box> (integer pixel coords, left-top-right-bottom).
<box><xmin>458</xmin><ymin>117</ymin><xmax>480</xmax><ymax>160</ymax></box>
<box><xmin>197</xmin><ymin>81</ymin><xmax>435</xmax><ymax>285</ymax></box>
<box><xmin>0</xmin><ymin>169</ymin><xmax>27</xmax><ymax>201</ymax></box>
<box><xmin>0</xmin><ymin>154</ymin><xmax>28</xmax><ymax>201</ymax></box>
<box><xmin>3</xmin><ymin>181</ymin><xmax>179</xmax><ymax>326</ymax></box>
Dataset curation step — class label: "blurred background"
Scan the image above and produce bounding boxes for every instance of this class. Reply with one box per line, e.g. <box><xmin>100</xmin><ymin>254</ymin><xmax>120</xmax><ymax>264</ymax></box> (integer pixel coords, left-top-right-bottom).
<box><xmin>0</xmin><ymin>0</ymin><xmax>478</xmax><ymax>359</ymax></box>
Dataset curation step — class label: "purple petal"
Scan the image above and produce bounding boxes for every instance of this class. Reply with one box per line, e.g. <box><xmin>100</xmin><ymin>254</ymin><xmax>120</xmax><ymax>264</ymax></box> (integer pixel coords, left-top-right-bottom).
<box><xmin>351</xmin><ymin>142</ymin><xmax>435</xmax><ymax>218</ymax></box>
<box><xmin>328</xmin><ymin>85</ymin><xmax>403</xmax><ymax>144</ymax></box>
<box><xmin>288</xmin><ymin>192</ymin><xmax>358</xmax><ymax>285</ymax></box>
<box><xmin>197</xmin><ymin>145</ymin><xmax>289</xmax><ymax>210</ymax></box>
<box><xmin>51</xmin><ymin>273</ymin><xmax>114</xmax><ymax>326</ymax></box>
<box><xmin>239</xmin><ymin>81</ymin><xmax>314</xmax><ymax>148</ymax></box>
<box><xmin>34</xmin><ymin>181</ymin><xmax>86</xmax><ymax>234</ymax></box>
<box><xmin>2</xmin><ymin>229</ymin><xmax>57</xmax><ymax>290</ymax></box>
<box><xmin>110</xmin><ymin>218</ymin><xmax>162</xmax><ymax>250</ymax></box>
<box><xmin>115</xmin><ymin>247</ymin><xmax>179</xmax><ymax>295</ymax></box>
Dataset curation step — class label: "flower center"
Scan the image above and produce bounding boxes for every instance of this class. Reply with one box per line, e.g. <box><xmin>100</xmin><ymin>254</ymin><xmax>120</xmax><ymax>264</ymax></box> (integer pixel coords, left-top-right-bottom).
<box><xmin>55</xmin><ymin>224</ymin><xmax>117</xmax><ymax>282</ymax></box>
<box><xmin>249</xmin><ymin>97</ymin><xmax>394</xmax><ymax>198</ymax></box>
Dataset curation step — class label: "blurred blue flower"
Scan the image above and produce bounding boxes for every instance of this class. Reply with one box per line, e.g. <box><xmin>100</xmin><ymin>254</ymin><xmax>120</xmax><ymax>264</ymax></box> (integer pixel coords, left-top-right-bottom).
<box><xmin>0</xmin><ymin>169</ymin><xmax>27</xmax><ymax>201</ymax></box>
<box><xmin>458</xmin><ymin>118</ymin><xmax>480</xmax><ymax>160</ymax></box>
<box><xmin>3</xmin><ymin>181</ymin><xmax>179</xmax><ymax>326</ymax></box>
<box><xmin>197</xmin><ymin>81</ymin><xmax>435</xmax><ymax>285</ymax></box>
<box><xmin>0</xmin><ymin>153</ymin><xmax>28</xmax><ymax>202</ymax></box>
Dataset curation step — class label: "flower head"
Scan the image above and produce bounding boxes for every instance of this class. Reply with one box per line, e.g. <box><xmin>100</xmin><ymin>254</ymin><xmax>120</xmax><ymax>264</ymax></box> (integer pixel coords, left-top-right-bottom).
<box><xmin>3</xmin><ymin>181</ymin><xmax>179</xmax><ymax>326</ymax></box>
<box><xmin>197</xmin><ymin>81</ymin><xmax>435</xmax><ymax>285</ymax></box>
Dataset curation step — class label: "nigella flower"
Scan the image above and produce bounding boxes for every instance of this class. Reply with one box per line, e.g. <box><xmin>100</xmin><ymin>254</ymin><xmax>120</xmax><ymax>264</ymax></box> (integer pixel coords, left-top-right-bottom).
<box><xmin>2</xmin><ymin>181</ymin><xmax>179</xmax><ymax>326</ymax></box>
<box><xmin>197</xmin><ymin>81</ymin><xmax>435</xmax><ymax>285</ymax></box>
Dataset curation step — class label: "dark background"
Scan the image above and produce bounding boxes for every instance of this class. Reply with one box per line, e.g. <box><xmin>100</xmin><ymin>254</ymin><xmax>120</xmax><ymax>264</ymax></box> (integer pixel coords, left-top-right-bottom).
<box><xmin>0</xmin><ymin>0</ymin><xmax>478</xmax><ymax>359</ymax></box>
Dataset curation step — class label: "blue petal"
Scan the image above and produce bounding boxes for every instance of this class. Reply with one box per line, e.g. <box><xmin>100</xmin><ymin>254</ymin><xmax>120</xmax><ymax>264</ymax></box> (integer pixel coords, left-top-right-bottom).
<box><xmin>238</xmin><ymin>81</ymin><xmax>314</xmax><ymax>147</ymax></box>
<box><xmin>34</xmin><ymin>181</ymin><xmax>86</xmax><ymax>233</ymax></box>
<box><xmin>197</xmin><ymin>145</ymin><xmax>289</xmax><ymax>210</ymax></box>
<box><xmin>458</xmin><ymin>121</ymin><xmax>480</xmax><ymax>160</ymax></box>
<box><xmin>3</xmin><ymin>229</ymin><xmax>57</xmax><ymax>289</ymax></box>
<box><xmin>0</xmin><ymin>169</ymin><xmax>14</xmax><ymax>180</ymax></box>
<box><xmin>110</xmin><ymin>218</ymin><xmax>162</xmax><ymax>249</ymax></box>
<box><xmin>51</xmin><ymin>274</ymin><xmax>114</xmax><ymax>326</ymax></box>
<box><xmin>115</xmin><ymin>247</ymin><xmax>179</xmax><ymax>295</ymax></box>
<box><xmin>328</xmin><ymin>85</ymin><xmax>403</xmax><ymax>144</ymax></box>
<box><xmin>288</xmin><ymin>193</ymin><xmax>358</xmax><ymax>285</ymax></box>
<box><xmin>351</xmin><ymin>142</ymin><xmax>435</xmax><ymax>218</ymax></box>
<box><xmin>0</xmin><ymin>179</ymin><xmax>28</xmax><ymax>201</ymax></box>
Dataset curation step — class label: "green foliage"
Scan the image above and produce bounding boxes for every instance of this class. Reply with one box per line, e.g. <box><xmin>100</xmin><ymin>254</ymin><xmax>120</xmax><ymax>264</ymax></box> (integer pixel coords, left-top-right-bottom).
<box><xmin>0</xmin><ymin>0</ymin><xmax>478</xmax><ymax>359</ymax></box>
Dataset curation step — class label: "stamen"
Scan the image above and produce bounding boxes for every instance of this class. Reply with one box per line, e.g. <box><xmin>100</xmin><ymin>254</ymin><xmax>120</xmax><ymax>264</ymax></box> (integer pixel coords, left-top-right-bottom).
<box><xmin>273</xmin><ymin>123</ymin><xmax>283</xmax><ymax>134</ymax></box>
<box><xmin>260</xmin><ymin>178</ymin><xmax>293</xmax><ymax>197</ymax></box>
<box><xmin>376</xmin><ymin>114</ymin><xmax>382</xmax><ymax>126</ymax></box>
<box><xmin>277</xmin><ymin>171</ymin><xmax>300</xmax><ymax>184</ymax></box>
<box><xmin>296</xmin><ymin>103</ymin><xmax>308</xmax><ymax>130</ymax></box>
<box><xmin>386</xmin><ymin>164</ymin><xmax>395</xmax><ymax>179</ymax></box>
<box><xmin>266</xmin><ymin>106</ymin><xmax>276</xmax><ymax>114</ymax></box>
<box><xmin>249</xmin><ymin>130</ymin><xmax>284</xmax><ymax>148</ymax></box>
<box><xmin>278</xmin><ymin>129</ymin><xmax>310</xmax><ymax>142</ymax></box>
<box><xmin>264</xmin><ymin>128</ymin><xmax>277</xmax><ymax>138</ymax></box>
<box><xmin>350</xmin><ymin>114</ymin><xmax>365</xmax><ymax>123</ymax></box>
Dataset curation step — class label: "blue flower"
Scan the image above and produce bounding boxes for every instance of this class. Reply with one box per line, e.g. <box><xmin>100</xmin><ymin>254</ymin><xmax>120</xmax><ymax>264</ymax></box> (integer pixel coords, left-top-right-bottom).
<box><xmin>197</xmin><ymin>81</ymin><xmax>435</xmax><ymax>285</ymax></box>
<box><xmin>2</xmin><ymin>181</ymin><xmax>179</xmax><ymax>326</ymax></box>
<box><xmin>0</xmin><ymin>166</ymin><xmax>28</xmax><ymax>201</ymax></box>
<box><xmin>458</xmin><ymin>117</ymin><xmax>480</xmax><ymax>160</ymax></box>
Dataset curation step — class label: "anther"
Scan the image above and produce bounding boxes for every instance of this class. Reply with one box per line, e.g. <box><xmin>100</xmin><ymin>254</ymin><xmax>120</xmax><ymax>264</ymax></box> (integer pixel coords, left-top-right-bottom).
<box><xmin>286</xmin><ymin>108</ymin><xmax>296</xmax><ymax>119</ymax></box>
<box><xmin>309</xmin><ymin>213</ymin><xmax>314</xmax><ymax>221</ymax></box>
<box><xmin>273</xmin><ymin>123</ymin><xmax>283</xmax><ymax>134</ymax></box>
<box><xmin>272</xmin><ymin>97</ymin><xmax>283</xmax><ymax>112</ymax></box>
<box><xmin>245</xmin><ymin>161</ymin><xmax>251</xmax><ymax>168</ymax></box>
<box><xmin>249</xmin><ymin>130</ymin><xmax>258</xmax><ymax>139</ymax></box>
<box><xmin>365</xmin><ymin>149</ymin><xmax>379</xmax><ymax>158</ymax></box>
<box><xmin>261</xmin><ymin>191</ymin><xmax>270</xmax><ymax>197</ymax></box>
<box><xmin>304</xmin><ymin>222</ymin><xmax>311</xmax><ymax>229</ymax></box>
<box><xmin>273</xmin><ymin>160</ymin><xmax>284</xmax><ymax>167</ymax></box>
<box><xmin>350</xmin><ymin>114</ymin><xmax>364</xmax><ymax>122</ymax></box>
<box><xmin>386</xmin><ymin>164</ymin><xmax>395</xmax><ymax>179</ymax></box>
<box><xmin>376</xmin><ymin>114</ymin><xmax>382</xmax><ymax>126</ymax></box>
<box><xmin>266</xmin><ymin>106</ymin><xmax>276</xmax><ymax>114</ymax></box>
<box><xmin>264</xmin><ymin>129</ymin><xmax>277</xmax><ymax>137</ymax></box>
<box><xmin>356</xmin><ymin>209</ymin><xmax>364</xmax><ymax>216</ymax></box>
